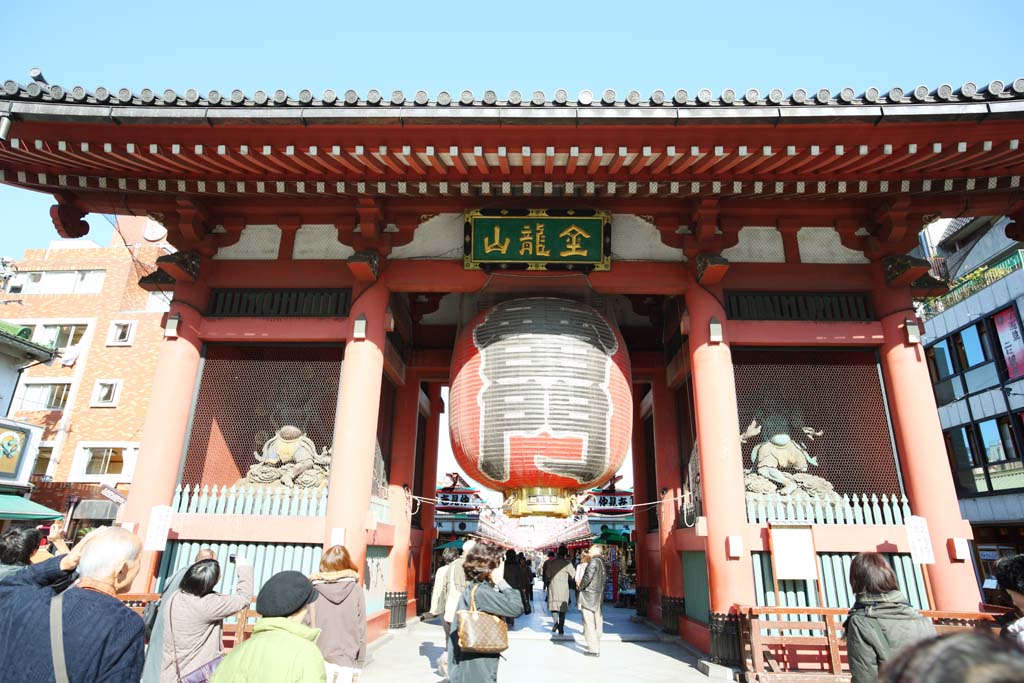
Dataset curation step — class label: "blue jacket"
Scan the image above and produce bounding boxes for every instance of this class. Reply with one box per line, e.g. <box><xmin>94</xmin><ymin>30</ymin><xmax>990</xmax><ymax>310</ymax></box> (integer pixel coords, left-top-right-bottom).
<box><xmin>0</xmin><ymin>556</ymin><xmax>145</xmax><ymax>682</ymax></box>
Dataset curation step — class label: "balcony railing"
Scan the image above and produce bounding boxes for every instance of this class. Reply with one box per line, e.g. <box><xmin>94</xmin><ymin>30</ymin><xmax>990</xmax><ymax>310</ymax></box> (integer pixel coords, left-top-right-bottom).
<box><xmin>172</xmin><ymin>484</ymin><xmax>329</xmax><ymax>516</ymax></box>
<box><xmin>920</xmin><ymin>249</ymin><xmax>1024</xmax><ymax>320</ymax></box>
<box><xmin>745</xmin><ymin>491</ymin><xmax>910</xmax><ymax>525</ymax></box>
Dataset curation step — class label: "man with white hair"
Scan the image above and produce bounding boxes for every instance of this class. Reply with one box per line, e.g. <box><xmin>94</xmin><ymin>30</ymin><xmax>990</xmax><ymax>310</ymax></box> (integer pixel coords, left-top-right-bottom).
<box><xmin>0</xmin><ymin>526</ymin><xmax>146</xmax><ymax>682</ymax></box>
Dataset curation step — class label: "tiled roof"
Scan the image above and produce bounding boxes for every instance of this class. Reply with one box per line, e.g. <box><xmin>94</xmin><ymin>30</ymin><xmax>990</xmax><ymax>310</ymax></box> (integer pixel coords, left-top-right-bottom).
<box><xmin>2</xmin><ymin>73</ymin><xmax>1023</xmax><ymax>121</ymax></box>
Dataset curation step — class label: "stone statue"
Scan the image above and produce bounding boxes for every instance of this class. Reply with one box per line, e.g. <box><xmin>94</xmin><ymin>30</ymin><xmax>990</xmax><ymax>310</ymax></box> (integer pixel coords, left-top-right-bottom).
<box><xmin>244</xmin><ymin>425</ymin><xmax>332</xmax><ymax>489</ymax></box>
<box><xmin>741</xmin><ymin>419</ymin><xmax>827</xmax><ymax>496</ymax></box>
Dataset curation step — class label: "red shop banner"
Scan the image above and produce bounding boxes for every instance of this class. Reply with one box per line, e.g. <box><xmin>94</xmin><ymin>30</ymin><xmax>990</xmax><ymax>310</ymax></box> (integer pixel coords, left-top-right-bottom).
<box><xmin>994</xmin><ymin>308</ymin><xmax>1024</xmax><ymax>380</ymax></box>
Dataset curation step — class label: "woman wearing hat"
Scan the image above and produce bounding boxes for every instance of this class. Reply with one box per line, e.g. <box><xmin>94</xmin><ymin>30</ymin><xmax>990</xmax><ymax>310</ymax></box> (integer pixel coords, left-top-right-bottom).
<box><xmin>212</xmin><ymin>571</ymin><xmax>326</xmax><ymax>683</ymax></box>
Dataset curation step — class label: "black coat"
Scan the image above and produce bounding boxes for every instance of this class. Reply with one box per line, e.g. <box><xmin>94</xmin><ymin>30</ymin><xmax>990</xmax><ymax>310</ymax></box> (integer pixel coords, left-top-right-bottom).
<box><xmin>448</xmin><ymin>580</ymin><xmax>524</xmax><ymax>683</ymax></box>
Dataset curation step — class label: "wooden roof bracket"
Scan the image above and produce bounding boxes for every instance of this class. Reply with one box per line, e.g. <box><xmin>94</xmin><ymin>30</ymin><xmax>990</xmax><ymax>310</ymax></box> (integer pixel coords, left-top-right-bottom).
<box><xmin>49</xmin><ymin>191</ymin><xmax>90</xmax><ymax>239</ymax></box>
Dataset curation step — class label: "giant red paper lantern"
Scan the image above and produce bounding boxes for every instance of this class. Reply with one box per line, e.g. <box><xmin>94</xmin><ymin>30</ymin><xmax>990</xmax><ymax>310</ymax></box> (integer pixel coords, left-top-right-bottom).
<box><xmin>449</xmin><ymin>297</ymin><xmax>632</xmax><ymax>517</ymax></box>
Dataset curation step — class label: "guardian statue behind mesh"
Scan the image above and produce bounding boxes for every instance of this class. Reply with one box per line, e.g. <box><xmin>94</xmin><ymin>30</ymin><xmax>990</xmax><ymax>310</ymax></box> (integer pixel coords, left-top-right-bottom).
<box><xmin>245</xmin><ymin>425</ymin><xmax>332</xmax><ymax>488</ymax></box>
<box><xmin>741</xmin><ymin>419</ymin><xmax>825</xmax><ymax>496</ymax></box>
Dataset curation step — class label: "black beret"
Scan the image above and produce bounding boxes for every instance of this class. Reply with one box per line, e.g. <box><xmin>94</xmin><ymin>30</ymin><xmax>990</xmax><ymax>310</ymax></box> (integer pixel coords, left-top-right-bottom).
<box><xmin>256</xmin><ymin>570</ymin><xmax>319</xmax><ymax>618</ymax></box>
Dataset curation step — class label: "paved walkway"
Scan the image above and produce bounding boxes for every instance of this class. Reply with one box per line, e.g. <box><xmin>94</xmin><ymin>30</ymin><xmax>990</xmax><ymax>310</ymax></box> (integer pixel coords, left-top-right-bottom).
<box><xmin>362</xmin><ymin>593</ymin><xmax>711</xmax><ymax>682</ymax></box>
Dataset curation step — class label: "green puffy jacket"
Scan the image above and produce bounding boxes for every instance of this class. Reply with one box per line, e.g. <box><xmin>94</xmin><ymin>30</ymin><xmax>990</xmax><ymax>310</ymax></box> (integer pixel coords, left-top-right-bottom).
<box><xmin>844</xmin><ymin>590</ymin><xmax>935</xmax><ymax>683</ymax></box>
<box><xmin>211</xmin><ymin>617</ymin><xmax>326</xmax><ymax>683</ymax></box>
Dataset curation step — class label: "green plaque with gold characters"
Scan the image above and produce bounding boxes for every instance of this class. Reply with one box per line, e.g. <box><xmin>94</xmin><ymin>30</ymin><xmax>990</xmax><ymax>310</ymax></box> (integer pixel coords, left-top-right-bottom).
<box><xmin>464</xmin><ymin>209</ymin><xmax>611</xmax><ymax>271</ymax></box>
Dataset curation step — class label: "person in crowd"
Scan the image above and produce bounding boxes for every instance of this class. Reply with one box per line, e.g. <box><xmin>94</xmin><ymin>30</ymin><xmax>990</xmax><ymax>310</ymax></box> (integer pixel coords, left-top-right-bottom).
<box><xmin>430</xmin><ymin>548</ymin><xmax>460</xmax><ymax>635</ymax></box>
<box><xmin>28</xmin><ymin>522</ymin><xmax>72</xmax><ymax>565</ymax></box>
<box><xmin>141</xmin><ymin>548</ymin><xmax>217</xmax><ymax>683</ymax></box>
<box><xmin>577</xmin><ymin>545</ymin><xmax>607</xmax><ymax>657</ymax></box>
<box><xmin>160</xmin><ymin>553</ymin><xmax>254</xmax><ymax>683</ymax></box>
<box><xmin>211</xmin><ymin>570</ymin><xmax>325</xmax><ymax>683</ymax></box>
<box><xmin>309</xmin><ymin>545</ymin><xmax>366</xmax><ymax>683</ymax></box>
<box><xmin>501</xmin><ymin>548</ymin><xmax>522</xmax><ymax>626</ymax></box>
<box><xmin>429</xmin><ymin>548</ymin><xmax>460</xmax><ymax>683</ymax></box>
<box><xmin>516</xmin><ymin>552</ymin><xmax>533</xmax><ymax>615</ymax></box>
<box><xmin>443</xmin><ymin>539</ymin><xmax>476</xmax><ymax>635</ymax></box>
<box><xmin>844</xmin><ymin>552</ymin><xmax>935</xmax><ymax>683</ymax></box>
<box><xmin>544</xmin><ymin>544</ymin><xmax>574</xmax><ymax>635</ymax></box>
<box><xmin>0</xmin><ymin>526</ymin><xmax>146</xmax><ymax>682</ymax></box>
<box><xmin>993</xmin><ymin>553</ymin><xmax>1024</xmax><ymax>646</ymax></box>
<box><xmin>0</xmin><ymin>526</ymin><xmax>42</xmax><ymax>581</ymax></box>
<box><xmin>574</xmin><ymin>550</ymin><xmax>589</xmax><ymax>609</ymax></box>
<box><xmin>541</xmin><ymin>551</ymin><xmax>555</xmax><ymax>599</ymax></box>
<box><xmin>447</xmin><ymin>542</ymin><xmax>524</xmax><ymax>683</ymax></box>
<box><xmin>877</xmin><ymin>630</ymin><xmax>1024</xmax><ymax>683</ymax></box>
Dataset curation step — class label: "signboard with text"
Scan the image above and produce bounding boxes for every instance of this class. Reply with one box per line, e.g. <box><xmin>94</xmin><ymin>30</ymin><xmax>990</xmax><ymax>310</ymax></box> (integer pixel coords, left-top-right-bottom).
<box><xmin>994</xmin><ymin>307</ymin><xmax>1024</xmax><ymax>380</ymax></box>
<box><xmin>465</xmin><ymin>209</ymin><xmax>611</xmax><ymax>271</ymax></box>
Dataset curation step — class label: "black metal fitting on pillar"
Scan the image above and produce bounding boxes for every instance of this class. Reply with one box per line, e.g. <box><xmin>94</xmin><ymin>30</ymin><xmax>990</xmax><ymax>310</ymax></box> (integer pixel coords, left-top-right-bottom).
<box><xmin>708</xmin><ymin>612</ymin><xmax>743</xmax><ymax>667</ymax></box>
<box><xmin>384</xmin><ymin>591</ymin><xmax>409</xmax><ymax>629</ymax></box>
<box><xmin>661</xmin><ymin>596</ymin><xmax>685</xmax><ymax>634</ymax></box>
<box><xmin>415</xmin><ymin>582</ymin><xmax>433</xmax><ymax>615</ymax></box>
<box><xmin>635</xmin><ymin>586</ymin><xmax>650</xmax><ymax>618</ymax></box>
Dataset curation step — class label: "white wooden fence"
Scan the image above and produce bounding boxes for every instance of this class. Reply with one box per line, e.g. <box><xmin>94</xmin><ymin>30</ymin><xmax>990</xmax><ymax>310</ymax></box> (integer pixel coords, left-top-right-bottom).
<box><xmin>745</xmin><ymin>491</ymin><xmax>910</xmax><ymax>525</ymax></box>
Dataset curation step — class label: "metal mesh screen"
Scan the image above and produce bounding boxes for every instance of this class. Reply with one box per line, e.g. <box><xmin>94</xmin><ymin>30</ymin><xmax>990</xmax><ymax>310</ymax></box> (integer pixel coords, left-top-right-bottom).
<box><xmin>181</xmin><ymin>344</ymin><xmax>343</xmax><ymax>488</ymax></box>
<box><xmin>732</xmin><ymin>348</ymin><xmax>902</xmax><ymax>495</ymax></box>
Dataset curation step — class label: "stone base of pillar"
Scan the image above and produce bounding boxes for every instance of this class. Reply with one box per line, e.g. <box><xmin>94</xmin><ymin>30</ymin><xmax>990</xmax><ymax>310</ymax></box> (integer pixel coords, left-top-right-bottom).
<box><xmin>635</xmin><ymin>586</ymin><xmax>650</xmax><ymax>618</ymax></box>
<box><xmin>415</xmin><ymin>582</ymin><xmax>433</xmax><ymax>615</ymax></box>
<box><xmin>661</xmin><ymin>595</ymin><xmax>685</xmax><ymax>633</ymax></box>
<box><xmin>385</xmin><ymin>591</ymin><xmax>409</xmax><ymax>629</ymax></box>
<box><xmin>708</xmin><ymin>612</ymin><xmax>742</xmax><ymax>667</ymax></box>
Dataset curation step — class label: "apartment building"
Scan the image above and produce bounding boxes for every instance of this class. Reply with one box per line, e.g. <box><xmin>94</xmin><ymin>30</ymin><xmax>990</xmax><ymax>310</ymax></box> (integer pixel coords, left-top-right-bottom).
<box><xmin>2</xmin><ymin>216</ymin><xmax>170</xmax><ymax>530</ymax></box>
<box><xmin>920</xmin><ymin>215</ymin><xmax>1024</xmax><ymax>603</ymax></box>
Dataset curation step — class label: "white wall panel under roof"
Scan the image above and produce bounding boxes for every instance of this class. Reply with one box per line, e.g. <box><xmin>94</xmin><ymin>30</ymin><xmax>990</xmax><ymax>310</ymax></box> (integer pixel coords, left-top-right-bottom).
<box><xmin>213</xmin><ymin>225</ymin><xmax>281</xmax><ymax>260</ymax></box>
<box><xmin>390</xmin><ymin>213</ymin><xmax>462</xmax><ymax>259</ymax></box>
<box><xmin>610</xmin><ymin>215</ymin><xmax>684</xmax><ymax>261</ymax></box>
<box><xmin>721</xmin><ymin>226</ymin><xmax>785</xmax><ymax>263</ymax></box>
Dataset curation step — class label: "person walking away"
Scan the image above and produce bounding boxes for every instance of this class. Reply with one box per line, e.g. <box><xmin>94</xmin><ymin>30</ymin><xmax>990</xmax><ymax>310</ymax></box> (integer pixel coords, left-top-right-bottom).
<box><xmin>211</xmin><ymin>570</ymin><xmax>325</xmax><ymax>683</ymax></box>
<box><xmin>574</xmin><ymin>552</ymin><xmax>589</xmax><ymax>611</ymax></box>
<box><xmin>578</xmin><ymin>545</ymin><xmax>607</xmax><ymax>656</ymax></box>
<box><xmin>844</xmin><ymin>552</ymin><xmax>935</xmax><ymax>683</ymax></box>
<box><xmin>443</xmin><ymin>539</ymin><xmax>476</xmax><ymax>634</ymax></box>
<box><xmin>429</xmin><ymin>547</ymin><xmax>460</xmax><ymax>680</ymax></box>
<box><xmin>142</xmin><ymin>548</ymin><xmax>216</xmax><ymax>683</ymax></box>
<box><xmin>0</xmin><ymin>526</ymin><xmax>146</xmax><ymax>682</ymax></box>
<box><xmin>447</xmin><ymin>542</ymin><xmax>524</xmax><ymax>683</ymax></box>
<box><xmin>309</xmin><ymin>545</ymin><xmax>366</xmax><ymax>683</ymax></box>
<box><xmin>541</xmin><ymin>551</ymin><xmax>555</xmax><ymax>601</ymax></box>
<box><xmin>501</xmin><ymin>548</ymin><xmax>522</xmax><ymax>626</ymax></box>
<box><xmin>517</xmin><ymin>553</ymin><xmax>533</xmax><ymax>615</ymax></box>
<box><xmin>161</xmin><ymin>554</ymin><xmax>254</xmax><ymax>683</ymax></box>
<box><xmin>544</xmin><ymin>544</ymin><xmax>574</xmax><ymax>635</ymax></box>
<box><xmin>993</xmin><ymin>554</ymin><xmax>1024</xmax><ymax>646</ymax></box>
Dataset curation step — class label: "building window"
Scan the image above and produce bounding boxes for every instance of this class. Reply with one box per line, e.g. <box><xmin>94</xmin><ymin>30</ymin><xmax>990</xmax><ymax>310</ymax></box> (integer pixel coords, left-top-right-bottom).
<box><xmin>19</xmin><ymin>383</ymin><xmax>71</xmax><ymax>411</ymax></box>
<box><xmin>945</xmin><ymin>415</ymin><xmax>1024</xmax><ymax>496</ymax></box>
<box><xmin>84</xmin><ymin>447</ymin><xmax>124</xmax><ymax>476</ymax></box>
<box><xmin>90</xmin><ymin>380</ymin><xmax>122</xmax><ymax>408</ymax></box>
<box><xmin>38</xmin><ymin>324</ymin><xmax>87</xmax><ymax>349</ymax></box>
<box><xmin>146</xmin><ymin>291</ymin><xmax>172</xmax><ymax>313</ymax></box>
<box><xmin>32</xmin><ymin>446</ymin><xmax>53</xmax><ymax>476</ymax></box>
<box><xmin>106</xmin><ymin>321</ymin><xmax>135</xmax><ymax>346</ymax></box>
<box><xmin>5</xmin><ymin>270</ymin><xmax>105</xmax><ymax>295</ymax></box>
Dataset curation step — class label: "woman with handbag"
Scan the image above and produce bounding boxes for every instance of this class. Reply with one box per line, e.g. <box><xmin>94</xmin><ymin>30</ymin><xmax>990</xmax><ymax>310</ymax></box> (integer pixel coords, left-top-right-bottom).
<box><xmin>447</xmin><ymin>542</ymin><xmax>524</xmax><ymax>683</ymax></box>
<box><xmin>161</xmin><ymin>556</ymin><xmax>254</xmax><ymax>683</ymax></box>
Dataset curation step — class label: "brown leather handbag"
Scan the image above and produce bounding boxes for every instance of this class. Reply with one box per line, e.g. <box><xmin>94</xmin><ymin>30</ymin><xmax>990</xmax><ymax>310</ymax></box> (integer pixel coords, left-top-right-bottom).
<box><xmin>456</xmin><ymin>584</ymin><xmax>509</xmax><ymax>654</ymax></box>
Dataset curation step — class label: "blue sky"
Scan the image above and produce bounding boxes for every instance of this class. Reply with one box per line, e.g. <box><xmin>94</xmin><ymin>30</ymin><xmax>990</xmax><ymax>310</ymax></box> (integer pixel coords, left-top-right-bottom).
<box><xmin>0</xmin><ymin>0</ymin><xmax>1020</xmax><ymax>497</ymax></box>
<box><xmin>1</xmin><ymin>0</ymin><xmax>1022</xmax><ymax>257</ymax></box>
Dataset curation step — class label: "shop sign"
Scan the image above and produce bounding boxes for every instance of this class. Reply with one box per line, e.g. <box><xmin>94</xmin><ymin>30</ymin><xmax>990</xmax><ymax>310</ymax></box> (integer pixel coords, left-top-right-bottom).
<box><xmin>99</xmin><ymin>485</ymin><xmax>127</xmax><ymax>506</ymax></box>
<box><xmin>464</xmin><ymin>209</ymin><xmax>611</xmax><ymax>271</ymax></box>
<box><xmin>994</xmin><ymin>308</ymin><xmax>1024</xmax><ymax>380</ymax></box>
<box><xmin>436</xmin><ymin>491</ymin><xmax>477</xmax><ymax>508</ymax></box>
<box><xmin>588</xmin><ymin>494</ymin><xmax>634</xmax><ymax>510</ymax></box>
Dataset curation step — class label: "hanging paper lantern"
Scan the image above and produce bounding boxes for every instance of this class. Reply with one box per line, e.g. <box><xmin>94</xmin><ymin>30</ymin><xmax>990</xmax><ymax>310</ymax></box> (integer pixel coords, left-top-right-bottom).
<box><xmin>449</xmin><ymin>297</ymin><xmax>632</xmax><ymax>517</ymax></box>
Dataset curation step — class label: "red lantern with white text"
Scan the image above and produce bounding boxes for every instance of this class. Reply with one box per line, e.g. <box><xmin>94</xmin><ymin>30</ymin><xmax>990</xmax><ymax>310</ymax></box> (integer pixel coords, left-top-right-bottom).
<box><xmin>449</xmin><ymin>298</ymin><xmax>632</xmax><ymax>516</ymax></box>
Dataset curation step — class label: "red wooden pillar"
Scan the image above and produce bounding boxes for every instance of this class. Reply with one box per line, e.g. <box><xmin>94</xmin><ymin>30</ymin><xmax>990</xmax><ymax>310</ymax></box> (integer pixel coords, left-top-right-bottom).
<box><xmin>685</xmin><ymin>285</ymin><xmax>756</xmax><ymax>613</ymax></box>
<box><xmin>386</xmin><ymin>373</ymin><xmax>422</xmax><ymax>600</ymax></box>
<box><xmin>324</xmin><ymin>283</ymin><xmax>390</xmax><ymax>574</ymax></box>
<box><xmin>874</xmin><ymin>282</ymin><xmax>980</xmax><ymax>611</ymax></box>
<box><xmin>418</xmin><ymin>383</ymin><xmax>443</xmax><ymax>583</ymax></box>
<box><xmin>124</xmin><ymin>282</ymin><xmax>208</xmax><ymax>591</ymax></box>
<box><xmin>630</xmin><ymin>387</ymin><xmax>656</xmax><ymax>614</ymax></box>
<box><xmin>652</xmin><ymin>374</ymin><xmax>686</xmax><ymax>609</ymax></box>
